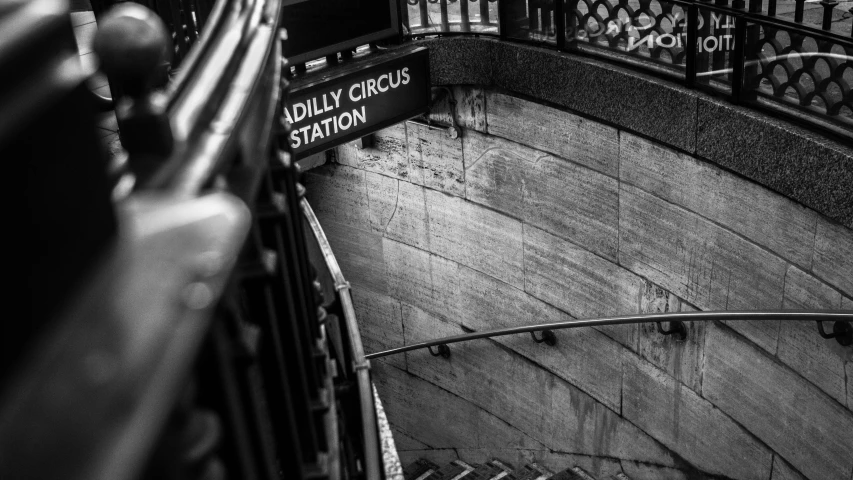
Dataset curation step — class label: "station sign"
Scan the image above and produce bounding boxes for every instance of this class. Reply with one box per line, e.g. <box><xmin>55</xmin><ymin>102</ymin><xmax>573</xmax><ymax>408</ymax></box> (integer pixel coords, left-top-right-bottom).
<box><xmin>286</xmin><ymin>47</ymin><xmax>430</xmax><ymax>159</ymax></box>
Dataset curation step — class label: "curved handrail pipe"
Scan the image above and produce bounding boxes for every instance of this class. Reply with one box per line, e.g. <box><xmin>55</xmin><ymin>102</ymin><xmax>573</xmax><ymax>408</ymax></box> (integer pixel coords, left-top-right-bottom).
<box><xmin>300</xmin><ymin>198</ymin><xmax>382</xmax><ymax>480</ymax></box>
<box><xmin>366</xmin><ymin>311</ymin><xmax>853</xmax><ymax>359</ymax></box>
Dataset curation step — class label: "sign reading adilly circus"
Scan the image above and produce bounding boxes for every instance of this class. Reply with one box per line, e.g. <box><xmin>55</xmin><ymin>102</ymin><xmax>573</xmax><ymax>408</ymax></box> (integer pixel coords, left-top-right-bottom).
<box><xmin>285</xmin><ymin>48</ymin><xmax>430</xmax><ymax>159</ymax></box>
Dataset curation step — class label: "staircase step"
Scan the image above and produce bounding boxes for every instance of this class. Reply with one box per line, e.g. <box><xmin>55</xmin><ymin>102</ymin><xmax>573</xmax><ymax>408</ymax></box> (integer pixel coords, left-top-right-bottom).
<box><xmin>549</xmin><ymin>467</ymin><xmax>593</xmax><ymax>480</ymax></box>
<box><xmin>405</xmin><ymin>459</ymin><xmax>440</xmax><ymax>480</ymax></box>
<box><xmin>510</xmin><ymin>463</ymin><xmax>553</xmax><ymax>480</ymax></box>
<box><xmin>488</xmin><ymin>459</ymin><xmax>516</xmax><ymax>479</ymax></box>
<box><xmin>570</xmin><ymin>467</ymin><xmax>596</xmax><ymax>480</ymax></box>
<box><xmin>467</xmin><ymin>462</ymin><xmax>511</xmax><ymax>480</ymax></box>
<box><xmin>424</xmin><ymin>460</ymin><xmax>474</xmax><ymax>480</ymax></box>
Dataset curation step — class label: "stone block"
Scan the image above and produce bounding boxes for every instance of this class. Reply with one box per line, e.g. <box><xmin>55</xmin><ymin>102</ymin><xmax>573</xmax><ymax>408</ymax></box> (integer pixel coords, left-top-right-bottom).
<box><xmin>847</xmin><ymin>362</ymin><xmax>853</xmax><ymax>410</ymax></box>
<box><xmin>351</xmin><ymin>288</ymin><xmax>405</xmax><ymax>369</ymax></box>
<box><xmin>320</xmin><ymin>220</ymin><xmax>386</xmax><ymax>294</ymax></box>
<box><xmin>383</xmin><ymin>239</ymin><xmax>460</xmax><ymax>321</ymax></box>
<box><xmin>365</xmin><ymin>171</ymin><xmax>399</xmax><ymax>234</ymax></box>
<box><xmin>636</xmin><ymin>281</ymin><xmax>704</xmax><ymax>393</ymax></box>
<box><xmin>619</xmin><ymin>183</ymin><xmax>787</xmax><ymax>313</ymax></box>
<box><xmin>620</xmin><ymin>132</ymin><xmax>817</xmax><ymax>269</ymax></box>
<box><xmin>771</xmin><ymin>455</ymin><xmax>806</xmax><ymax>480</ymax></box>
<box><xmin>384</xmin><ymin>180</ymin><xmax>431</xmax><ymax>251</ymax></box>
<box><xmin>463</xmin><ymin>130</ymin><xmax>536</xmax><ymax>219</ymax></box>
<box><xmin>523</xmin><ymin>154</ymin><xmax>619</xmax><ymax>261</ymax></box>
<box><xmin>486</xmin><ymin>92</ymin><xmax>619</xmax><ymax>177</ymax></box>
<box><xmin>336</xmin><ymin>124</ymin><xmax>411</xmax><ymax>181</ymax></box>
<box><xmin>373</xmin><ymin>362</ymin><xmax>544</xmax><ymax>451</ymax></box>
<box><xmin>489</xmin><ymin>42</ymin><xmax>698</xmax><ymax>153</ymax></box>
<box><xmin>406</xmin><ymin>121</ymin><xmax>465</xmax><ymax>196</ymax></box>
<box><xmin>402</xmin><ymin>301</ymin><xmax>678</xmax><ymax>467</ymax></box>
<box><xmin>813</xmin><ymin>218</ymin><xmax>853</xmax><ymax>296</ymax></box>
<box><xmin>524</xmin><ymin>224</ymin><xmax>644</xmax><ymax>320</ymax></box>
<box><xmin>696</xmin><ymin>97</ymin><xmax>853</xmax><ymax>228</ymax></box>
<box><xmin>464</xmin><ymin>130</ymin><xmax>619</xmax><ymax>260</ymax></box>
<box><xmin>703</xmin><ymin>323</ymin><xmax>853</xmax><ymax>480</ymax></box>
<box><xmin>419</xmin><ymin>37</ymin><xmax>495</xmax><ymax>86</ymax></box>
<box><xmin>451</xmin><ymin>264</ymin><xmax>623</xmax><ymax>411</ymax></box>
<box><xmin>779</xmin><ymin>266</ymin><xmax>848</xmax><ymax>403</ymax></box>
<box><xmin>428</xmin><ymin>86</ymin><xmax>487</xmax><ymax>133</ymax></box>
<box><xmin>303</xmin><ymin>165</ymin><xmax>369</xmax><ymax>229</ymax></box>
<box><xmin>425</xmin><ymin>189</ymin><xmax>525</xmax><ymax>289</ymax></box>
<box><xmin>623</xmin><ymin>352</ymin><xmax>772</xmax><ymax>480</ymax></box>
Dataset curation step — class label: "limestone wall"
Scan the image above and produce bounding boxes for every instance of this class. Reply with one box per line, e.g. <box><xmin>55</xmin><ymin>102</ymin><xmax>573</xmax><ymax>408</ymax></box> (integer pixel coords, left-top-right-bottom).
<box><xmin>303</xmin><ymin>88</ymin><xmax>853</xmax><ymax>480</ymax></box>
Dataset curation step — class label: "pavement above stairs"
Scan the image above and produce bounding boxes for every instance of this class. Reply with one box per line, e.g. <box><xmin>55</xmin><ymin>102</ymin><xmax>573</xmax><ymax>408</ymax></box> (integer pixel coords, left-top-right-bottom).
<box><xmin>404</xmin><ymin>458</ymin><xmax>632</xmax><ymax>480</ymax></box>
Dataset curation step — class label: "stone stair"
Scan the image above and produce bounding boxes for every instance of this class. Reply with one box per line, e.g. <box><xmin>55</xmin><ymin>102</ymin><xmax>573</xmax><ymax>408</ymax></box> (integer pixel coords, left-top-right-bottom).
<box><xmin>403</xmin><ymin>459</ymin><xmax>631</xmax><ymax>480</ymax></box>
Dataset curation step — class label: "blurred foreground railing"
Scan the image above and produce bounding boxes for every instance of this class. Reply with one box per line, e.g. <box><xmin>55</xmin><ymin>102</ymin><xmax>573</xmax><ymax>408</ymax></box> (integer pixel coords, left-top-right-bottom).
<box><xmin>403</xmin><ymin>0</ymin><xmax>852</xmax><ymax>140</ymax></box>
<box><xmin>7</xmin><ymin>0</ymin><xmax>383</xmax><ymax>478</ymax></box>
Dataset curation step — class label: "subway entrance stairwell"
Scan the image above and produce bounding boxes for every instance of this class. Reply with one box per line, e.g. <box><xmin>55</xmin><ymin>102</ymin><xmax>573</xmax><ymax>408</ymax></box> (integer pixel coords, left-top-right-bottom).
<box><xmin>8</xmin><ymin>0</ymin><xmax>853</xmax><ymax>479</ymax></box>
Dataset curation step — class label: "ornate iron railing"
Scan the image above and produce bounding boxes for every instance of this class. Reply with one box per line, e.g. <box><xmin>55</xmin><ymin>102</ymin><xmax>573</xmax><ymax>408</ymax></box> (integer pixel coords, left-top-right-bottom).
<box><xmin>7</xmin><ymin>0</ymin><xmax>385</xmax><ymax>479</ymax></box>
<box><xmin>403</xmin><ymin>0</ymin><xmax>853</xmax><ymax>140</ymax></box>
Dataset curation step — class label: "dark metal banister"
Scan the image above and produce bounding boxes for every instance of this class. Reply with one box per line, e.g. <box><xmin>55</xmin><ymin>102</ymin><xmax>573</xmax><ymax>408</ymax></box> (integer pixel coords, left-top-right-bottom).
<box><xmin>366</xmin><ymin>310</ymin><xmax>853</xmax><ymax>359</ymax></box>
<box><xmin>300</xmin><ymin>198</ymin><xmax>383</xmax><ymax>480</ymax></box>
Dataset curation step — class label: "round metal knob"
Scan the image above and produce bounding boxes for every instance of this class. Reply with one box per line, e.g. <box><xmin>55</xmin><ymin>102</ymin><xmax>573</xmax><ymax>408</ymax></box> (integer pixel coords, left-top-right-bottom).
<box><xmin>93</xmin><ymin>3</ymin><xmax>171</xmax><ymax>98</ymax></box>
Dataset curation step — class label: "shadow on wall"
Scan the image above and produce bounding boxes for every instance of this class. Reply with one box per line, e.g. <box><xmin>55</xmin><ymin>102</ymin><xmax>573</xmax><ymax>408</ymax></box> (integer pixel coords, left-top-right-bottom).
<box><xmin>303</xmin><ymin>86</ymin><xmax>853</xmax><ymax>480</ymax></box>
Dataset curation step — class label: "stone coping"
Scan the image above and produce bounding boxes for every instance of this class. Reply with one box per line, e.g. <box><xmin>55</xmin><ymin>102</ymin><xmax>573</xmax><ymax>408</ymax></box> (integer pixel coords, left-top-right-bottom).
<box><xmin>408</xmin><ymin>37</ymin><xmax>853</xmax><ymax>228</ymax></box>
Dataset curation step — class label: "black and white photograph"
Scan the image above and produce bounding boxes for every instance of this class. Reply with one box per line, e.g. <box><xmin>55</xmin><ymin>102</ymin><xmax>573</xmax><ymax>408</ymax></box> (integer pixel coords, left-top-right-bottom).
<box><xmin>7</xmin><ymin>0</ymin><xmax>853</xmax><ymax>479</ymax></box>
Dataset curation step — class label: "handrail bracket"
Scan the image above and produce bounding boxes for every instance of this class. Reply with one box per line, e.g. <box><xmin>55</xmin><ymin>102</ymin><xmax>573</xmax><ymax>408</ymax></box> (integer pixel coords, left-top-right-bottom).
<box><xmin>816</xmin><ymin>321</ymin><xmax>852</xmax><ymax>346</ymax></box>
<box><xmin>656</xmin><ymin>321</ymin><xmax>687</xmax><ymax>341</ymax></box>
<box><xmin>531</xmin><ymin>329</ymin><xmax>557</xmax><ymax>346</ymax></box>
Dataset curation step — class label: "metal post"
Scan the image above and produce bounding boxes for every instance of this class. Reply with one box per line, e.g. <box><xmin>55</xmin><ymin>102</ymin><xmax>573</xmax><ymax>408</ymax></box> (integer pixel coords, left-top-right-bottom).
<box><xmin>685</xmin><ymin>4</ymin><xmax>698</xmax><ymax>86</ymax></box>
<box><xmin>556</xmin><ymin>0</ymin><xmax>566</xmax><ymax>48</ymax></box>
<box><xmin>731</xmin><ymin>15</ymin><xmax>747</xmax><ymax>103</ymax></box>
<box><xmin>440</xmin><ymin>0</ymin><xmax>450</xmax><ymax>30</ymax></box>
<box><xmin>794</xmin><ymin>0</ymin><xmax>805</xmax><ymax>22</ymax></box>
<box><xmin>461</xmin><ymin>0</ymin><xmax>471</xmax><ymax>31</ymax></box>
<box><xmin>480</xmin><ymin>0</ymin><xmax>490</xmax><ymax>25</ymax></box>
<box><xmin>419</xmin><ymin>0</ymin><xmax>429</xmax><ymax>29</ymax></box>
<box><xmin>820</xmin><ymin>0</ymin><xmax>838</xmax><ymax>30</ymax></box>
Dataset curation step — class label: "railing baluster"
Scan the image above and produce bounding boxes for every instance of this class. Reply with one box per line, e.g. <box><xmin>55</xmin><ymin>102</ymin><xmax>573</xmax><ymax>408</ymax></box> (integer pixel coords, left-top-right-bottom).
<box><xmin>686</xmin><ymin>4</ymin><xmax>698</xmax><ymax>87</ymax></box>
<box><xmin>480</xmin><ymin>0</ymin><xmax>490</xmax><ymax>24</ymax></box>
<box><xmin>794</xmin><ymin>0</ymin><xmax>805</xmax><ymax>22</ymax></box>
<box><xmin>461</xmin><ymin>0</ymin><xmax>471</xmax><ymax>31</ymax></box>
<box><xmin>440</xmin><ymin>0</ymin><xmax>450</xmax><ymax>30</ymax></box>
<box><xmin>419</xmin><ymin>0</ymin><xmax>430</xmax><ymax>29</ymax></box>
<box><xmin>820</xmin><ymin>0</ymin><xmax>837</xmax><ymax>30</ymax></box>
<box><xmin>556</xmin><ymin>0</ymin><xmax>565</xmax><ymax>48</ymax></box>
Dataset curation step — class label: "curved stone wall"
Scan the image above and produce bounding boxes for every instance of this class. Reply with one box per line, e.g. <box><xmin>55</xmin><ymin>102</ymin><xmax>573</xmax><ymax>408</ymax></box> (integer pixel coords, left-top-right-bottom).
<box><xmin>303</xmin><ymin>84</ymin><xmax>853</xmax><ymax>480</ymax></box>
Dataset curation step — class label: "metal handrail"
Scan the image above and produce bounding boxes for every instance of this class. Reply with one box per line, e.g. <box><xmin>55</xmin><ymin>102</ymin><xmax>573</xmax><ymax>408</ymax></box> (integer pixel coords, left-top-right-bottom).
<box><xmin>366</xmin><ymin>310</ymin><xmax>853</xmax><ymax>359</ymax></box>
<box><xmin>300</xmin><ymin>198</ymin><xmax>383</xmax><ymax>480</ymax></box>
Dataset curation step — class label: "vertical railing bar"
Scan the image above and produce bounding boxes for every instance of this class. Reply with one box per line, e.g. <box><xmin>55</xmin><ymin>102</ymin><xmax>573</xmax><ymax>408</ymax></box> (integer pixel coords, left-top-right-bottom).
<box><xmin>686</xmin><ymin>4</ymin><xmax>698</xmax><ymax>86</ymax></box>
<box><xmin>731</xmin><ymin>14</ymin><xmax>747</xmax><ymax>103</ymax></box>
<box><xmin>556</xmin><ymin>0</ymin><xmax>566</xmax><ymax>48</ymax></box>
<box><xmin>419</xmin><ymin>0</ymin><xmax>430</xmax><ymax>29</ymax></box>
<box><xmin>480</xmin><ymin>0</ymin><xmax>490</xmax><ymax>25</ymax></box>
<box><xmin>794</xmin><ymin>0</ymin><xmax>804</xmax><ymax>22</ymax></box>
<box><xmin>567</xmin><ymin>0</ymin><xmax>578</xmax><ymax>49</ymax></box>
<box><xmin>440</xmin><ymin>0</ymin><xmax>450</xmax><ymax>30</ymax></box>
<box><xmin>400</xmin><ymin>0</ymin><xmax>411</xmax><ymax>34</ymax></box>
<box><xmin>499</xmin><ymin>0</ymin><xmax>509</xmax><ymax>37</ymax></box>
<box><xmin>461</xmin><ymin>0</ymin><xmax>471</xmax><ymax>31</ymax></box>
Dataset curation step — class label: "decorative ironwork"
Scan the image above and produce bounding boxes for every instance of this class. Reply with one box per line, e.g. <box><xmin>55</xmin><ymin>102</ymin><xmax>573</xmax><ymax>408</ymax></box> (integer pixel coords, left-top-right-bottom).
<box><xmin>399</xmin><ymin>0</ymin><xmax>853</xmax><ymax>139</ymax></box>
<box><xmin>748</xmin><ymin>25</ymin><xmax>853</xmax><ymax>131</ymax></box>
<box><xmin>405</xmin><ymin>0</ymin><xmax>500</xmax><ymax>35</ymax></box>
